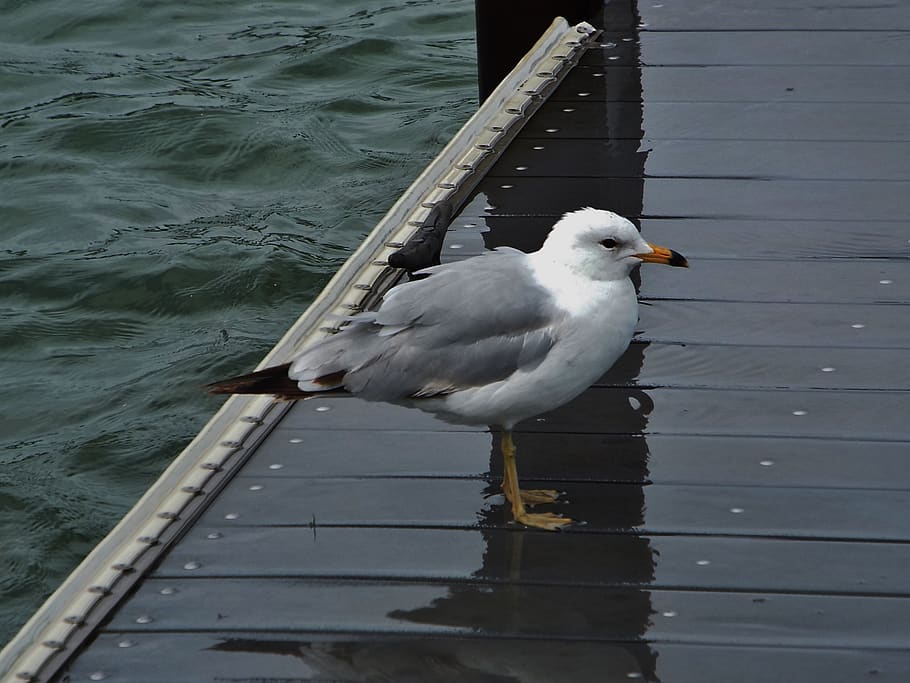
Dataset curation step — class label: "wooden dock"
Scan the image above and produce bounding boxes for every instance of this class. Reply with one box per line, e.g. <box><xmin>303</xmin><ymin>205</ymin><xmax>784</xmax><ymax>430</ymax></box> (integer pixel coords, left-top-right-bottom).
<box><xmin>4</xmin><ymin>1</ymin><xmax>910</xmax><ymax>681</ymax></box>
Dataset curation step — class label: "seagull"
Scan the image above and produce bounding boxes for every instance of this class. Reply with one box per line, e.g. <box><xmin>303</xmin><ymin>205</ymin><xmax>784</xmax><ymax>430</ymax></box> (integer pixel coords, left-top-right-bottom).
<box><xmin>209</xmin><ymin>208</ymin><xmax>687</xmax><ymax>530</ymax></box>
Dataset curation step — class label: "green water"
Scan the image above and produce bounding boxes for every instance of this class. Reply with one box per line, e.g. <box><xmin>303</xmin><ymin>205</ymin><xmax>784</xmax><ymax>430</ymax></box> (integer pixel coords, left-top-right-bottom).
<box><xmin>0</xmin><ymin>0</ymin><xmax>476</xmax><ymax>644</ymax></box>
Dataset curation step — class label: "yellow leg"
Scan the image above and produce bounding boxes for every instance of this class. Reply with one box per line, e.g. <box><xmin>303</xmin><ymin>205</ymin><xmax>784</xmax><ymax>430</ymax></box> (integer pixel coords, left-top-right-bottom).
<box><xmin>500</xmin><ymin>432</ymin><xmax>562</xmax><ymax>505</ymax></box>
<box><xmin>500</xmin><ymin>431</ymin><xmax>571</xmax><ymax>531</ymax></box>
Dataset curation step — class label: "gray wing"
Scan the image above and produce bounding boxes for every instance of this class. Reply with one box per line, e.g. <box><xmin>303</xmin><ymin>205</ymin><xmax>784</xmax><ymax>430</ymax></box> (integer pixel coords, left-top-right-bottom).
<box><xmin>289</xmin><ymin>249</ymin><xmax>563</xmax><ymax>400</ymax></box>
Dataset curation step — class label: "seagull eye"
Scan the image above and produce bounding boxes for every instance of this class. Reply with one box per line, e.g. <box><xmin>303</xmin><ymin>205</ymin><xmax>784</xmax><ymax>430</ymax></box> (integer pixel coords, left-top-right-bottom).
<box><xmin>600</xmin><ymin>238</ymin><xmax>618</xmax><ymax>248</ymax></box>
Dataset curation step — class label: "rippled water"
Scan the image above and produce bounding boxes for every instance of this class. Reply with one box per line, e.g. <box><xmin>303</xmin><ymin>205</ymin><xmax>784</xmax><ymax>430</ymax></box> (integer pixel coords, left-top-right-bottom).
<box><xmin>0</xmin><ymin>0</ymin><xmax>476</xmax><ymax>643</ymax></box>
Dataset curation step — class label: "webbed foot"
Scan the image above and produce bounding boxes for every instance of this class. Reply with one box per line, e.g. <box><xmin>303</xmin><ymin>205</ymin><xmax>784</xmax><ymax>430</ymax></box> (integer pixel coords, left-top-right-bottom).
<box><xmin>514</xmin><ymin>510</ymin><xmax>574</xmax><ymax>531</ymax></box>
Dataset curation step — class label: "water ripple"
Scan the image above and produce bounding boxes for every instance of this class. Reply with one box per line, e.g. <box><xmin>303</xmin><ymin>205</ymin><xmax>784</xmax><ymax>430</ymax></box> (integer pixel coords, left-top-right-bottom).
<box><xmin>0</xmin><ymin>0</ymin><xmax>475</xmax><ymax>642</ymax></box>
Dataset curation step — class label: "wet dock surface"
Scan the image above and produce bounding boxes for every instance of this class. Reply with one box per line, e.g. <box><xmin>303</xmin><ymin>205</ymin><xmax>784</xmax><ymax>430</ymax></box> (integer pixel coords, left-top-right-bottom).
<box><xmin>56</xmin><ymin>1</ymin><xmax>910</xmax><ymax>681</ymax></box>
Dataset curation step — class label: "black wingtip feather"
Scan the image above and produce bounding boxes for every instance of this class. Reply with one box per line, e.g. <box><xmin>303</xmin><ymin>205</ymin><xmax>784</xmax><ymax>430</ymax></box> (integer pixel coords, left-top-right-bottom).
<box><xmin>207</xmin><ymin>362</ymin><xmax>309</xmax><ymax>398</ymax></box>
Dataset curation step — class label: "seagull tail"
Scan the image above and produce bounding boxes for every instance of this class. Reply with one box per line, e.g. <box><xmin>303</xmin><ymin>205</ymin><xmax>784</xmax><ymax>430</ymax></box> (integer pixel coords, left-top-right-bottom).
<box><xmin>207</xmin><ymin>363</ymin><xmax>313</xmax><ymax>400</ymax></box>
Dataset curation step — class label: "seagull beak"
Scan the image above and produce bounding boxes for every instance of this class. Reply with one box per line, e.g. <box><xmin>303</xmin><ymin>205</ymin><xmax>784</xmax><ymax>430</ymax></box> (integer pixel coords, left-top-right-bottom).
<box><xmin>636</xmin><ymin>243</ymin><xmax>688</xmax><ymax>267</ymax></box>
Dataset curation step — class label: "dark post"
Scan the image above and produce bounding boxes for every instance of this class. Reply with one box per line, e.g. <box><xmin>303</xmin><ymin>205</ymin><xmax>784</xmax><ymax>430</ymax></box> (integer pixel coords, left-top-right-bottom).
<box><xmin>475</xmin><ymin>0</ymin><xmax>604</xmax><ymax>101</ymax></box>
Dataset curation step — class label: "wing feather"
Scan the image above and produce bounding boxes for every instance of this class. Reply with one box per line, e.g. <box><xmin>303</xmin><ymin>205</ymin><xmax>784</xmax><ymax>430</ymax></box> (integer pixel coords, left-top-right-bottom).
<box><xmin>289</xmin><ymin>249</ymin><xmax>561</xmax><ymax>400</ymax></box>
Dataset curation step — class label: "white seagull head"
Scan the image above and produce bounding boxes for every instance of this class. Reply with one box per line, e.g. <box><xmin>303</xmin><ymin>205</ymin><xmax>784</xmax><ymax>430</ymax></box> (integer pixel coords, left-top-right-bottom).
<box><xmin>539</xmin><ymin>207</ymin><xmax>687</xmax><ymax>281</ymax></box>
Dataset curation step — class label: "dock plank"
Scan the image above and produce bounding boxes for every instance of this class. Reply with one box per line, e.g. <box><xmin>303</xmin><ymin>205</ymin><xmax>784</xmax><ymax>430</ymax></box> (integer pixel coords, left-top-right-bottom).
<box><xmin>609</xmin><ymin>343</ymin><xmax>910</xmax><ymax>390</ymax></box>
<box><xmin>585</xmin><ymin>31</ymin><xmax>910</xmax><ymax>66</ymax></box>
<box><xmin>63</xmin><ymin>635</ymin><xmax>910</xmax><ymax>683</ymax></box>
<box><xmin>639</xmin><ymin>260</ymin><xmax>910</xmax><ymax>303</ymax></box>
<box><xmin>445</xmin><ymin>216</ymin><xmax>910</xmax><ymax>260</ymax></box>
<box><xmin>638</xmin><ymin>300</ymin><xmax>910</xmax><ymax>348</ymax></box>
<box><xmin>635</xmin><ymin>1</ymin><xmax>910</xmax><ymax>31</ymax></box>
<box><xmin>555</xmin><ymin>66</ymin><xmax>910</xmax><ymax>102</ymax></box>
<box><xmin>525</xmin><ymin>100</ymin><xmax>910</xmax><ymax>140</ymax></box>
<box><xmin>197</xmin><ymin>477</ymin><xmax>910</xmax><ymax>540</ymax></box>
<box><xmin>471</xmin><ymin>176</ymin><xmax>910</xmax><ymax>220</ymax></box>
<box><xmin>493</xmin><ymin>139</ymin><xmax>910</xmax><ymax>180</ymax></box>
<box><xmin>157</xmin><ymin>527</ymin><xmax>910</xmax><ymax>597</ymax></box>
<box><xmin>100</xmin><ymin>579</ymin><xmax>910</xmax><ymax>651</ymax></box>
<box><xmin>244</xmin><ymin>429</ymin><xmax>910</xmax><ymax>490</ymax></box>
<box><xmin>274</xmin><ymin>386</ymin><xmax>910</xmax><ymax>440</ymax></box>
<box><xmin>443</xmin><ymin>250</ymin><xmax>910</xmax><ymax>306</ymax></box>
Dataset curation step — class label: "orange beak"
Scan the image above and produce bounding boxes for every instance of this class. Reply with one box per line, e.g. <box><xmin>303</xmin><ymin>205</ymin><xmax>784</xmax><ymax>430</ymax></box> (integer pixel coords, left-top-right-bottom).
<box><xmin>636</xmin><ymin>243</ymin><xmax>688</xmax><ymax>267</ymax></box>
